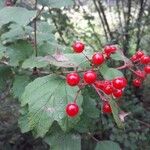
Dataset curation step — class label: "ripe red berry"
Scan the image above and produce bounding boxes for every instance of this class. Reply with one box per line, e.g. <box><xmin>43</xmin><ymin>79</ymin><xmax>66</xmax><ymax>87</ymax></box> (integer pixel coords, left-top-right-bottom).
<box><xmin>72</xmin><ymin>41</ymin><xmax>85</xmax><ymax>53</ymax></box>
<box><xmin>66</xmin><ymin>73</ymin><xmax>80</xmax><ymax>86</ymax></box>
<box><xmin>136</xmin><ymin>50</ymin><xmax>144</xmax><ymax>58</ymax></box>
<box><xmin>103</xmin><ymin>84</ymin><xmax>113</xmax><ymax>95</ymax></box>
<box><xmin>102</xmin><ymin>101</ymin><xmax>112</xmax><ymax>113</ymax></box>
<box><xmin>94</xmin><ymin>80</ymin><xmax>104</xmax><ymax>89</ymax></box>
<box><xmin>92</xmin><ymin>53</ymin><xmax>104</xmax><ymax>65</ymax></box>
<box><xmin>112</xmin><ymin>77</ymin><xmax>127</xmax><ymax>89</ymax></box>
<box><xmin>66</xmin><ymin>103</ymin><xmax>79</xmax><ymax>117</ymax></box>
<box><xmin>135</xmin><ymin>70</ymin><xmax>146</xmax><ymax>79</ymax></box>
<box><xmin>130</xmin><ymin>54</ymin><xmax>138</xmax><ymax>62</ymax></box>
<box><xmin>133</xmin><ymin>78</ymin><xmax>142</xmax><ymax>87</ymax></box>
<box><xmin>113</xmin><ymin>89</ymin><xmax>123</xmax><ymax>99</ymax></box>
<box><xmin>144</xmin><ymin>66</ymin><xmax>150</xmax><ymax>74</ymax></box>
<box><xmin>140</xmin><ymin>55</ymin><xmax>150</xmax><ymax>64</ymax></box>
<box><xmin>83</xmin><ymin>70</ymin><xmax>97</xmax><ymax>84</ymax></box>
<box><xmin>104</xmin><ymin>45</ymin><xmax>117</xmax><ymax>56</ymax></box>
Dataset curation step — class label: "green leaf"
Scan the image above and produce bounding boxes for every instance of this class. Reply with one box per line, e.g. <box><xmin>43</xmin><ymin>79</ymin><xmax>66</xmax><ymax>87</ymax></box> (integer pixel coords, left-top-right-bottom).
<box><xmin>0</xmin><ymin>7</ymin><xmax>37</xmax><ymax>27</ymax></box>
<box><xmin>41</xmin><ymin>52</ymin><xmax>92</xmax><ymax>68</ymax></box>
<box><xmin>36</xmin><ymin>22</ymin><xmax>55</xmax><ymax>45</ymax></box>
<box><xmin>109</xmin><ymin>99</ymin><xmax>124</xmax><ymax>128</ymax></box>
<box><xmin>6</xmin><ymin>41</ymin><xmax>33</xmax><ymax>66</ymax></box>
<box><xmin>44</xmin><ymin>129</ymin><xmax>81</xmax><ymax>150</ymax></box>
<box><xmin>82</xmin><ymin>95</ymin><xmax>99</xmax><ymax>119</ymax></box>
<box><xmin>12</xmin><ymin>75</ymin><xmax>30</xmax><ymax>99</ymax></box>
<box><xmin>1</xmin><ymin>24</ymin><xmax>33</xmax><ymax>43</ymax></box>
<box><xmin>20</xmin><ymin>75</ymin><xmax>83</xmax><ymax>137</ymax></box>
<box><xmin>111</xmin><ymin>51</ymin><xmax>130</xmax><ymax>62</ymax></box>
<box><xmin>38</xmin><ymin>0</ymin><xmax>74</xmax><ymax>8</ymax></box>
<box><xmin>95</xmin><ymin>140</ymin><xmax>121</xmax><ymax>150</ymax></box>
<box><xmin>100</xmin><ymin>64</ymin><xmax>123</xmax><ymax>80</ymax></box>
<box><xmin>38</xmin><ymin>42</ymin><xmax>64</xmax><ymax>56</ymax></box>
<box><xmin>22</xmin><ymin>57</ymin><xmax>49</xmax><ymax>69</ymax></box>
<box><xmin>18</xmin><ymin>106</ymin><xmax>31</xmax><ymax>133</ymax></box>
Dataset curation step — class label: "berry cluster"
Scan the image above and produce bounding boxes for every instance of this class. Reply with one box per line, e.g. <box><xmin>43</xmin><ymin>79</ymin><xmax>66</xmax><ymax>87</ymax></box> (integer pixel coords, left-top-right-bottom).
<box><xmin>65</xmin><ymin>41</ymin><xmax>127</xmax><ymax>117</ymax></box>
<box><xmin>130</xmin><ymin>50</ymin><xmax>150</xmax><ymax>87</ymax></box>
<box><xmin>65</xmin><ymin>42</ymin><xmax>150</xmax><ymax>118</ymax></box>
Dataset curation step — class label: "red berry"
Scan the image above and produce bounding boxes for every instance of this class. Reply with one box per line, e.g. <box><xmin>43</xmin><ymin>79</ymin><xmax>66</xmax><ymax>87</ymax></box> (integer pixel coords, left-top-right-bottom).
<box><xmin>112</xmin><ymin>77</ymin><xmax>127</xmax><ymax>89</ymax></box>
<box><xmin>133</xmin><ymin>78</ymin><xmax>142</xmax><ymax>87</ymax></box>
<box><xmin>144</xmin><ymin>66</ymin><xmax>150</xmax><ymax>74</ymax></box>
<box><xmin>66</xmin><ymin>73</ymin><xmax>80</xmax><ymax>86</ymax></box>
<box><xmin>135</xmin><ymin>70</ymin><xmax>146</xmax><ymax>79</ymax></box>
<box><xmin>136</xmin><ymin>50</ymin><xmax>144</xmax><ymax>58</ymax></box>
<box><xmin>94</xmin><ymin>80</ymin><xmax>104</xmax><ymax>89</ymax></box>
<box><xmin>103</xmin><ymin>84</ymin><xmax>113</xmax><ymax>95</ymax></box>
<box><xmin>102</xmin><ymin>101</ymin><xmax>112</xmax><ymax>113</ymax></box>
<box><xmin>113</xmin><ymin>89</ymin><xmax>123</xmax><ymax>99</ymax></box>
<box><xmin>104</xmin><ymin>45</ymin><xmax>117</xmax><ymax>56</ymax></box>
<box><xmin>140</xmin><ymin>55</ymin><xmax>150</xmax><ymax>64</ymax></box>
<box><xmin>72</xmin><ymin>41</ymin><xmax>85</xmax><ymax>53</ymax></box>
<box><xmin>83</xmin><ymin>70</ymin><xmax>97</xmax><ymax>84</ymax></box>
<box><xmin>130</xmin><ymin>54</ymin><xmax>138</xmax><ymax>62</ymax></box>
<box><xmin>66</xmin><ymin>103</ymin><xmax>79</xmax><ymax>117</ymax></box>
<box><xmin>92</xmin><ymin>53</ymin><xmax>104</xmax><ymax>65</ymax></box>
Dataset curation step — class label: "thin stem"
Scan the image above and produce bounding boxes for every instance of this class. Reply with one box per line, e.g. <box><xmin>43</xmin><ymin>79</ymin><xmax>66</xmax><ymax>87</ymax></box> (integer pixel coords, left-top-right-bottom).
<box><xmin>34</xmin><ymin>0</ymin><xmax>38</xmax><ymax>57</ymax></box>
<box><xmin>116</xmin><ymin>65</ymin><xmax>128</xmax><ymax>70</ymax></box>
<box><xmin>82</xmin><ymin>52</ymin><xmax>91</xmax><ymax>64</ymax></box>
<box><xmin>49</xmin><ymin>8</ymin><xmax>67</xmax><ymax>45</ymax></box>
<box><xmin>74</xmin><ymin>85</ymin><xmax>85</xmax><ymax>103</ymax></box>
<box><xmin>92</xmin><ymin>84</ymin><xmax>107</xmax><ymax>101</ymax></box>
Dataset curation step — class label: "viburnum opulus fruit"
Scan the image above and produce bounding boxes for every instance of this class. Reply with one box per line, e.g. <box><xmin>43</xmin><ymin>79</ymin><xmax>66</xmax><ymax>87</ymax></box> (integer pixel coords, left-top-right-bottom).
<box><xmin>66</xmin><ymin>72</ymin><xmax>80</xmax><ymax>86</ymax></box>
<box><xmin>72</xmin><ymin>41</ymin><xmax>85</xmax><ymax>53</ymax></box>
<box><xmin>144</xmin><ymin>66</ymin><xmax>150</xmax><ymax>74</ymax></box>
<box><xmin>112</xmin><ymin>77</ymin><xmax>127</xmax><ymax>89</ymax></box>
<box><xmin>83</xmin><ymin>70</ymin><xmax>97</xmax><ymax>84</ymax></box>
<box><xmin>136</xmin><ymin>50</ymin><xmax>144</xmax><ymax>58</ymax></box>
<box><xmin>140</xmin><ymin>55</ymin><xmax>150</xmax><ymax>64</ymax></box>
<box><xmin>113</xmin><ymin>89</ymin><xmax>123</xmax><ymax>99</ymax></box>
<box><xmin>92</xmin><ymin>52</ymin><xmax>104</xmax><ymax>65</ymax></box>
<box><xmin>133</xmin><ymin>78</ymin><xmax>142</xmax><ymax>87</ymax></box>
<box><xmin>66</xmin><ymin>103</ymin><xmax>79</xmax><ymax>117</ymax></box>
<box><xmin>103</xmin><ymin>45</ymin><xmax>117</xmax><ymax>58</ymax></box>
<box><xmin>102</xmin><ymin>101</ymin><xmax>112</xmax><ymax>113</ymax></box>
<box><xmin>102</xmin><ymin>84</ymin><xmax>113</xmax><ymax>95</ymax></box>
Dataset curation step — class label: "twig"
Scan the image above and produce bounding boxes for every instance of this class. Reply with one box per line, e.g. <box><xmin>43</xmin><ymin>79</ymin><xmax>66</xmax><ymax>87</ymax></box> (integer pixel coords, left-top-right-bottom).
<box><xmin>92</xmin><ymin>84</ymin><xmax>107</xmax><ymax>101</ymax></box>
<box><xmin>87</xmin><ymin>132</ymin><xmax>99</xmax><ymax>142</ymax></box>
<box><xmin>49</xmin><ymin>8</ymin><xmax>67</xmax><ymax>45</ymax></box>
<box><xmin>135</xmin><ymin>119</ymin><xmax>150</xmax><ymax>128</ymax></box>
<box><xmin>34</xmin><ymin>0</ymin><xmax>38</xmax><ymax>57</ymax></box>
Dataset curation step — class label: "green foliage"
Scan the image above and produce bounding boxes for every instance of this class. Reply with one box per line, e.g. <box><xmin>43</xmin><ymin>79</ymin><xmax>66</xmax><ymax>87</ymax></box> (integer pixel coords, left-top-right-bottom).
<box><xmin>20</xmin><ymin>75</ymin><xmax>83</xmax><ymax>137</ymax></box>
<box><xmin>38</xmin><ymin>0</ymin><xmax>74</xmax><ymax>8</ymax></box>
<box><xmin>6</xmin><ymin>41</ymin><xmax>33</xmax><ymax>66</ymax></box>
<box><xmin>12</xmin><ymin>75</ymin><xmax>30</xmax><ymax>99</ymax></box>
<box><xmin>22</xmin><ymin>56</ymin><xmax>49</xmax><ymax>69</ymax></box>
<box><xmin>100</xmin><ymin>64</ymin><xmax>123</xmax><ymax>80</ymax></box>
<box><xmin>109</xmin><ymin>99</ymin><xmax>124</xmax><ymax>128</ymax></box>
<box><xmin>0</xmin><ymin>7</ymin><xmax>36</xmax><ymax>27</ymax></box>
<box><xmin>95</xmin><ymin>141</ymin><xmax>121</xmax><ymax>150</ymax></box>
<box><xmin>44</xmin><ymin>125</ymin><xmax>81</xmax><ymax>150</ymax></box>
